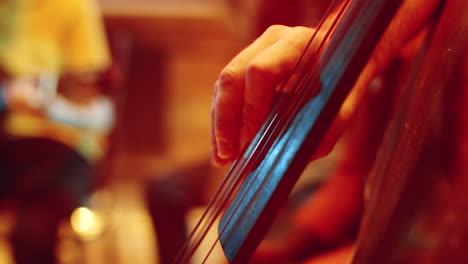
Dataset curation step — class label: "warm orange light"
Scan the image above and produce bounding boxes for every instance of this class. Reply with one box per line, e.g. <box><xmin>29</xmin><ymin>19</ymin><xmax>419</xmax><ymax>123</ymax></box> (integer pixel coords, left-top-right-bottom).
<box><xmin>70</xmin><ymin>207</ymin><xmax>103</xmax><ymax>240</ymax></box>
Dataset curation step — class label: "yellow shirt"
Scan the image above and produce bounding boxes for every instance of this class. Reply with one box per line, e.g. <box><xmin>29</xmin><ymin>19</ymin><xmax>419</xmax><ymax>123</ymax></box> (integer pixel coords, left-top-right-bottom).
<box><xmin>0</xmin><ymin>0</ymin><xmax>110</xmax><ymax>77</ymax></box>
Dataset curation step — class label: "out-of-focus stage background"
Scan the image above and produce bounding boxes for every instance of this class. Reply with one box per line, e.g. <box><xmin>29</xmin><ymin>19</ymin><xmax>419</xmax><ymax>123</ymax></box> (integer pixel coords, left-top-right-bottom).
<box><xmin>0</xmin><ymin>0</ymin><xmax>334</xmax><ymax>263</ymax></box>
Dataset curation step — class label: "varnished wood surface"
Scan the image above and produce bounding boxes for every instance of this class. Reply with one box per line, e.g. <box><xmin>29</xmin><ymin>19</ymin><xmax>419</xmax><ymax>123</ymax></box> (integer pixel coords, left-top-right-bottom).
<box><xmin>353</xmin><ymin>1</ymin><xmax>468</xmax><ymax>263</ymax></box>
<box><xmin>218</xmin><ymin>0</ymin><xmax>403</xmax><ymax>262</ymax></box>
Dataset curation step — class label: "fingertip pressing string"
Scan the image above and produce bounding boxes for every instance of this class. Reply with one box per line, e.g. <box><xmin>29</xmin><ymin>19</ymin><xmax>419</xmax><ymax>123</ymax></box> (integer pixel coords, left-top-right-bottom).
<box><xmin>173</xmin><ymin>1</ymin><xmax>352</xmax><ymax>263</ymax></box>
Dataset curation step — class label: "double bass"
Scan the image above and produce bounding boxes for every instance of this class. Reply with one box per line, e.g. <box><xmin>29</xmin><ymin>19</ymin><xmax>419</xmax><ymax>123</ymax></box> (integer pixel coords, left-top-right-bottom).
<box><xmin>175</xmin><ymin>0</ymin><xmax>468</xmax><ymax>263</ymax></box>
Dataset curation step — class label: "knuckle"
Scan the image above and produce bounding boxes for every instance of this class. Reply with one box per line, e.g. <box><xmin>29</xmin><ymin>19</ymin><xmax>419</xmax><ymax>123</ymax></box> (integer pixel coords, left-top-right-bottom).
<box><xmin>245</xmin><ymin>61</ymin><xmax>276</xmax><ymax>83</ymax></box>
<box><xmin>218</xmin><ymin>66</ymin><xmax>240</xmax><ymax>88</ymax></box>
<box><xmin>291</xmin><ymin>26</ymin><xmax>314</xmax><ymax>35</ymax></box>
<box><xmin>265</xmin><ymin>24</ymin><xmax>289</xmax><ymax>35</ymax></box>
<box><xmin>245</xmin><ymin>62</ymin><xmax>268</xmax><ymax>77</ymax></box>
<box><xmin>287</xmin><ymin>26</ymin><xmax>315</xmax><ymax>46</ymax></box>
<box><xmin>262</xmin><ymin>25</ymin><xmax>291</xmax><ymax>41</ymax></box>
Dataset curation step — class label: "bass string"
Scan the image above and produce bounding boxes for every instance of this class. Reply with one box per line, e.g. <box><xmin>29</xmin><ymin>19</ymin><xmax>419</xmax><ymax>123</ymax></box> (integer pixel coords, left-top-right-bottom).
<box><xmin>212</xmin><ymin>0</ymin><xmax>400</xmax><ymax>260</ymax></box>
<box><xmin>174</xmin><ymin>110</ymin><xmax>288</xmax><ymax>262</ymax></box>
<box><xmin>174</xmin><ymin>50</ymin><xmax>310</xmax><ymax>264</ymax></box>
<box><xmin>230</xmin><ymin>0</ymin><xmax>379</xmax><ymax>237</ymax></box>
<box><xmin>196</xmin><ymin>0</ymin><xmax>352</xmax><ymax>262</ymax></box>
<box><xmin>237</xmin><ymin>0</ymin><xmax>355</xmax><ymax>188</ymax></box>
<box><xmin>174</xmin><ymin>55</ymin><xmax>309</xmax><ymax>263</ymax></box>
<box><xmin>215</xmin><ymin>0</ymin><xmax>349</xmax><ymax>219</ymax></box>
<box><xmin>174</xmin><ymin>139</ymin><xmax>271</xmax><ymax>263</ymax></box>
<box><xmin>174</xmin><ymin>0</ymin><xmax>350</xmax><ymax>263</ymax></box>
<box><xmin>174</xmin><ymin>112</ymin><xmax>288</xmax><ymax>263</ymax></box>
<box><xmin>205</xmin><ymin>0</ymin><xmax>348</xmax><ymax>261</ymax></box>
<box><xmin>173</xmin><ymin>159</ymin><xmax>247</xmax><ymax>263</ymax></box>
<box><xmin>212</xmin><ymin>0</ymin><xmax>349</xmax><ymax>200</ymax></box>
<box><xmin>212</xmin><ymin>0</ymin><xmax>352</xmax><ymax>239</ymax></box>
<box><xmin>232</xmin><ymin>0</ymin><xmax>357</xmax><ymax>214</ymax></box>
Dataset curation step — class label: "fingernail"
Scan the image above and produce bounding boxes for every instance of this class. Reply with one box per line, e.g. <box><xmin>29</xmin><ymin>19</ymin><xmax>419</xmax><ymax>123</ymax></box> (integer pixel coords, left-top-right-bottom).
<box><xmin>216</xmin><ymin>137</ymin><xmax>233</xmax><ymax>159</ymax></box>
<box><xmin>211</xmin><ymin>155</ymin><xmax>221</xmax><ymax>167</ymax></box>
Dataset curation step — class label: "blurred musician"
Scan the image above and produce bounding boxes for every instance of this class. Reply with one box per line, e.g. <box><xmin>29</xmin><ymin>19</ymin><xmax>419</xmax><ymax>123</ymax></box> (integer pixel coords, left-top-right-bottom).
<box><xmin>0</xmin><ymin>0</ymin><xmax>111</xmax><ymax>263</ymax></box>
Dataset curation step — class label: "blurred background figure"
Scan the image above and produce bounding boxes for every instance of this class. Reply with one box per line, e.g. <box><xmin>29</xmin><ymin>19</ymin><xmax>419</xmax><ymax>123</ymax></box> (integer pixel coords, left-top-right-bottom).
<box><xmin>0</xmin><ymin>0</ymin><xmax>112</xmax><ymax>263</ymax></box>
<box><xmin>0</xmin><ymin>0</ymin><xmax>237</xmax><ymax>263</ymax></box>
<box><xmin>0</xmin><ymin>0</ymin><xmax>409</xmax><ymax>264</ymax></box>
